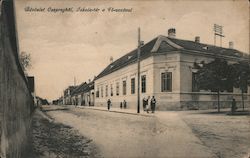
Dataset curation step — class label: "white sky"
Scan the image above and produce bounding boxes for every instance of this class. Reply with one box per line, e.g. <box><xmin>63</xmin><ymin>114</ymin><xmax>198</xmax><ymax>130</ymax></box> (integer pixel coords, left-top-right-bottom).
<box><xmin>14</xmin><ymin>0</ymin><xmax>249</xmax><ymax>101</ymax></box>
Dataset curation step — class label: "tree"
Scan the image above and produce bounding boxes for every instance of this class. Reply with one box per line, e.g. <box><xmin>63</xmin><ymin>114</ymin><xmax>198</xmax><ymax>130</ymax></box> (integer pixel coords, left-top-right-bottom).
<box><xmin>196</xmin><ymin>58</ymin><xmax>232</xmax><ymax>112</ymax></box>
<box><xmin>20</xmin><ymin>51</ymin><xmax>31</xmax><ymax>72</ymax></box>
<box><xmin>230</xmin><ymin>62</ymin><xmax>250</xmax><ymax>111</ymax></box>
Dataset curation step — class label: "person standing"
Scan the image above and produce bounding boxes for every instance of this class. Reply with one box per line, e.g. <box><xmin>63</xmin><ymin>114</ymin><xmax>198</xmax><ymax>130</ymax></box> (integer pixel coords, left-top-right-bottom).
<box><xmin>107</xmin><ymin>99</ymin><xmax>111</xmax><ymax>111</ymax></box>
<box><xmin>146</xmin><ymin>96</ymin><xmax>150</xmax><ymax>113</ymax></box>
<box><xmin>150</xmin><ymin>96</ymin><xmax>156</xmax><ymax>113</ymax></box>
<box><xmin>123</xmin><ymin>100</ymin><xmax>127</xmax><ymax>109</ymax></box>
<box><xmin>143</xmin><ymin>97</ymin><xmax>147</xmax><ymax>111</ymax></box>
<box><xmin>231</xmin><ymin>98</ymin><xmax>237</xmax><ymax>114</ymax></box>
<box><xmin>120</xmin><ymin>102</ymin><xmax>123</xmax><ymax>109</ymax></box>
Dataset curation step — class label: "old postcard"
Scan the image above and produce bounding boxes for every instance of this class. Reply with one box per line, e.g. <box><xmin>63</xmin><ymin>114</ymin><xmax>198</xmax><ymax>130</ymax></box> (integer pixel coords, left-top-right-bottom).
<box><xmin>1</xmin><ymin>0</ymin><xmax>250</xmax><ymax>157</ymax></box>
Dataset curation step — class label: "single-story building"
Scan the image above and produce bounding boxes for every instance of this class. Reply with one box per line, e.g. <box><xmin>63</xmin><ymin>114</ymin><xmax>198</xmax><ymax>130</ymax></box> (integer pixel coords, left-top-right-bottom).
<box><xmin>63</xmin><ymin>86</ymin><xmax>77</xmax><ymax>105</ymax></box>
<box><xmin>94</xmin><ymin>28</ymin><xmax>250</xmax><ymax>110</ymax></box>
<box><xmin>70</xmin><ymin>81</ymin><xmax>95</xmax><ymax>106</ymax></box>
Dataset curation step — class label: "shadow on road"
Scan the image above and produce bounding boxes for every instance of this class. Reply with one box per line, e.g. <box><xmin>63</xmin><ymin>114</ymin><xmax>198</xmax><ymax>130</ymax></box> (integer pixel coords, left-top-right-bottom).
<box><xmin>28</xmin><ymin>110</ymin><xmax>100</xmax><ymax>158</ymax></box>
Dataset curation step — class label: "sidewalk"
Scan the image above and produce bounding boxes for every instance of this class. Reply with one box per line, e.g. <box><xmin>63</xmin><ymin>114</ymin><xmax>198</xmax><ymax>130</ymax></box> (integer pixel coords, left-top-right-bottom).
<box><xmin>77</xmin><ymin>105</ymin><xmax>155</xmax><ymax>117</ymax></box>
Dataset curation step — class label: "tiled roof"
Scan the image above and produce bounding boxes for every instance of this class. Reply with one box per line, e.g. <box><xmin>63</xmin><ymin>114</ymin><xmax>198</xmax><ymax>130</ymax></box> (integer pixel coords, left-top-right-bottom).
<box><xmin>95</xmin><ymin>35</ymin><xmax>248</xmax><ymax>80</ymax></box>
<box><xmin>84</xmin><ymin>81</ymin><xmax>94</xmax><ymax>92</ymax></box>
<box><xmin>169</xmin><ymin>38</ymin><xmax>245</xmax><ymax>58</ymax></box>
<box><xmin>95</xmin><ymin>38</ymin><xmax>158</xmax><ymax>79</ymax></box>
<box><xmin>71</xmin><ymin>81</ymin><xmax>94</xmax><ymax>95</ymax></box>
<box><xmin>71</xmin><ymin>82</ymin><xmax>87</xmax><ymax>95</ymax></box>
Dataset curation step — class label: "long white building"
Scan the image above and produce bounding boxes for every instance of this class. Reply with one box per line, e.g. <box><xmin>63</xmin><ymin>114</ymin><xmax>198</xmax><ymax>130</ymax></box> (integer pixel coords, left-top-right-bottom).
<box><xmin>94</xmin><ymin>29</ymin><xmax>250</xmax><ymax>110</ymax></box>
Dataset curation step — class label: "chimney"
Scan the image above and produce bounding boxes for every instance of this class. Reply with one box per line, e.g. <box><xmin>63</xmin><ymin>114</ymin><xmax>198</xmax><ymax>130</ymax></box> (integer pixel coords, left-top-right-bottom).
<box><xmin>195</xmin><ymin>36</ymin><xmax>200</xmax><ymax>43</ymax></box>
<box><xmin>110</xmin><ymin>56</ymin><xmax>113</xmax><ymax>63</ymax></box>
<box><xmin>229</xmin><ymin>41</ymin><xmax>234</xmax><ymax>49</ymax></box>
<box><xmin>168</xmin><ymin>28</ymin><xmax>176</xmax><ymax>38</ymax></box>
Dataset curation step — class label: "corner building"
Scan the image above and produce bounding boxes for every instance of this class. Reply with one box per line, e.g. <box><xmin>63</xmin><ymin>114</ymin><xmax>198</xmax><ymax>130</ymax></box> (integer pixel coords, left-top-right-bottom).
<box><xmin>94</xmin><ymin>29</ymin><xmax>250</xmax><ymax>110</ymax></box>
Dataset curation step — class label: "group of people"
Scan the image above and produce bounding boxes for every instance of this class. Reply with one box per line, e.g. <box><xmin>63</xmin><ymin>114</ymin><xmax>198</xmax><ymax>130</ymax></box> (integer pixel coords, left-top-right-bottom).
<box><xmin>107</xmin><ymin>99</ymin><xmax>127</xmax><ymax>111</ymax></box>
<box><xmin>120</xmin><ymin>100</ymin><xmax>127</xmax><ymax>109</ymax></box>
<box><xmin>143</xmin><ymin>96</ymin><xmax>156</xmax><ymax>113</ymax></box>
<box><xmin>107</xmin><ymin>96</ymin><xmax>157</xmax><ymax>113</ymax></box>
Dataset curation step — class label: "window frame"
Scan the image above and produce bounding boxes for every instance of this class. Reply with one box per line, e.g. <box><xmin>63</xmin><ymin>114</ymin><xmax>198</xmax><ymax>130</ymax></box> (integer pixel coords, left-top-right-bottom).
<box><xmin>141</xmin><ymin>75</ymin><xmax>146</xmax><ymax>93</ymax></box>
<box><xmin>116</xmin><ymin>82</ymin><xmax>119</xmax><ymax>96</ymax></box>
<box><xmin>110</xmin><ymin>84</ymin><xmax>113</xmax><ymax>96</ymax></box>
<box><xmin>105</xmin><ymin>85</ymin><xmax>108</xmax><ymax>97</ymax></box>
<box><xmin>161</xmin><ymin>72</ymin><xmax>172</xmax><ymax>92</ymax></box>
<box><xmin>131</xmin><ymin>78</ymin><xmax>135</xmax><ymax>94</ymax></box>
<box><xmin>101</xmin><ymin>86</ymin><xmax>103</xmax><ymax>97</ymax></box>
<box><xmin>123</xmin><ymin>80</ymin><xmax>127</xmax><ymax>95</ymax></box>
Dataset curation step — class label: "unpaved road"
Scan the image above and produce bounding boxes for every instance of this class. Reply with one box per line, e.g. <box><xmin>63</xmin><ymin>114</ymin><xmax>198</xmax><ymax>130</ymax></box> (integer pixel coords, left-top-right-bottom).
<box><xmin>180</xmin><ymin>110</ymin><xmax>250</xmax><ymax>158</ymax></box>
<box><xmin>30</xmin><ymin>109</ymin><xmax>100</xmax><ymax>158</ymax></box>
<box><xmin>42</xmin><ymin>105</ymin><xmax>217</xmax><ymax>158</ymax></box>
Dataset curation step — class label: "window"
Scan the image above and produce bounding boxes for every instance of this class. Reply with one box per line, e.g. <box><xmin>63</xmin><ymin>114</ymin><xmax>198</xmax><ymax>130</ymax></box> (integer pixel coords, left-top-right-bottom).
<box><xmin>161</xmin><ymin>72</ymin><xmax>172</xmax><ymax>92</ymax></box>
<box><xmin>116</xmin><ymin>82</ymin><xmax>119</xmax><ymax>96</ymax></box>
<box><xmin>141</xmin><ymin>75</ymin><xmax>146</xmax><ymax>93</ymax></box>
<box><xmin>105</xmin><ymin>85</ymin><xmax>108</xmax><ymax>97</ymax></box>
<box><xmin>192</xmin><ymin>73</ymin><xmax>199</xmax><ymax>92</ymax></box>
<box><xmin>131</xmin><ymin>78</ymin><xmax>135</xmax><ymax>94</ymax></box>
<box><xmin>123</xmin><ymin>80</ymin><xmax>127</xmax><ymax>95</ymax></box>
<box><xmin>101</xmin><ymin>86</ymin><xmax>103</xmax><ymax>97</ymax></box>
<box><xmin>110</xmin><ymin>84</ymin><xmax>113</xmax><ymax>96</ymax></box>
<box><xmin>96</xmin><ymin>87</ymin><xmax>99</xmax><ymax>98</ymax></box>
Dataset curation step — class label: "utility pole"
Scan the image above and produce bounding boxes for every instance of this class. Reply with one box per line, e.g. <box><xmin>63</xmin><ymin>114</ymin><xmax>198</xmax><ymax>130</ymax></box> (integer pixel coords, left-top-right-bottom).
<box><xmin>137</xmin><ymin>27</ymin><xmax>141</xmax><ymax>113</ymax></box>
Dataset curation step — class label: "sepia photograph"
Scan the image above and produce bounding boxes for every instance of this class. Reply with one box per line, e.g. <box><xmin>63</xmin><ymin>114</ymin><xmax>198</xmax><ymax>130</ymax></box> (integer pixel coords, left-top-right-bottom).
<box><xmin>0</xmin><ymin>0</ymin><xmax>250</xmax><ymax>157</ymax></box>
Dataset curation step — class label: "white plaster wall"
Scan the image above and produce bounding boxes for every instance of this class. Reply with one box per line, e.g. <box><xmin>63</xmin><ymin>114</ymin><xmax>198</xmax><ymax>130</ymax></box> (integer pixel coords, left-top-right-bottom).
<box><xmin>152</xmin><ymin>52</ymin><xmax>182</xmax><ymax>109</ymax></box>
<box><xmin>94</xmin><ymin>57</ymin><xmax>154</xmax><ymax>109</ymax></box>
<box><xmin>179</xmin><ymin>53</ymin><xmax>214</xmax><ymax>92</ymax></box>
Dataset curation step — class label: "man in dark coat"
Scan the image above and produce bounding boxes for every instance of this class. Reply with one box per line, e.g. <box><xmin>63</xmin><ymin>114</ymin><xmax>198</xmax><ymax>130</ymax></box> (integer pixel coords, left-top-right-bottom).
<box><xmin>120</xmin><ymin>102</ymin><xmax>123</xmax><ymax>109</ymax></box>
<box><xmin>231</xmin><ymin>98</ymin><xmax>237</xmax><ymax>114</ymax></box>
<box><xmin>150</xmin><ymin>96</ymin><xmax>156</xmax><ymax>113</ymax></box>
<box><xmin>123</xmin><ymin>100</ymin><xmax>127</xmax><ymax>109</ymax></box>
<box><xmin>143</xmin><ymin>97</ymin><xmax>147</xmax><ymax>111</ymax></box>
<box><xmin>107</xmin><ymin>99</ymin><xmax>111</xmax><ymax>111</ymax></box>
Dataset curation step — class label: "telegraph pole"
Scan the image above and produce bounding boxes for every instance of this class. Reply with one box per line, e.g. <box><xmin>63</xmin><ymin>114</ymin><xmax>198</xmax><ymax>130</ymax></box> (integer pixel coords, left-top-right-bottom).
<box><xmin>137</xmin><ymin>28</ymin><xmax>141</xmax><ymax>113</ymax></box>
<box><xmin>213</xmin><ymin>24</ymin><xmax>225</xmax><ymax>47</ymax></box>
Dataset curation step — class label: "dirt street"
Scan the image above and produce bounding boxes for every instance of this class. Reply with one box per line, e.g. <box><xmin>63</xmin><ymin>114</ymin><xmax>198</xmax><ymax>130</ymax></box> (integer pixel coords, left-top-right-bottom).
<box><xmin>43</xmin><ymin>105</ymin><xmax>215</xmax><ymax>158</ymax></box>
<box><xmin>29</xmin><ymin>109</ymin><xmax>100</xmax><ymax>158</ymax></box>
<box><xmin>180</xmin><ymin>110</ymin><xmax>250</xmax><ymax>158</ymax></box>
<box><xmin>35</xmin><ymin>105</ymin><xmax>250</xmax><ymax>158</ymax></box>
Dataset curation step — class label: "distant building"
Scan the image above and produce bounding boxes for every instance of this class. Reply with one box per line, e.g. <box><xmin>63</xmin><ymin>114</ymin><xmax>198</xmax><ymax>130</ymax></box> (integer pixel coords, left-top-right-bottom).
<box><xmin>58</xmin><ymin>96</ymin><xmax>63</xmax><ymax>105</ymax></box>
<box><xmin>71</xmin><ymin>82</ymin><xmax>87</xmax><ymax>106</ymax></box>
<box><xmin>86</xmin><ymin>81</ymin><xmax>95</xmax><ymax>106</ymax></box>
<box><xmin>71</xmin><ymin>81</ymin><xmax>95</xmax><ymax>106</ymax></box>
<box><xmin>36</xmin><ymin>96</ymin><xmax>49</xmax><ymax>106</ymax></box>
<box><xmin>63</xmin><ymin>86</ymin><xmax>77</xmax><ymax>105</ymax></box>
<box><xmin>52</xmin><ymin>99</ymin><xmax>59</xmax><ymax>105</ymax></box>
<box><xmin>94</xmin><ymin>28</ymin><xmax>250</xmax><ymax>110</ymax></box>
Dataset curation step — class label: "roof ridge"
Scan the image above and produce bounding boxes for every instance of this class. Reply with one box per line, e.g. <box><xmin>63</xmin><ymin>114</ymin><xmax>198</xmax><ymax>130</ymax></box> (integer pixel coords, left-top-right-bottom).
<box><xmin>151</xmin><ymin>35</ymin><xmax>183</xmax><ymax>52</ymax></box>
<box><xmin>95</xmin><ymin>37</ymin><xmax>159</xmax><ymax>79</ymax></box>
<box><xmin>167</xmin><ymin>36</ymin><xmax>246</xmax><ymax>53</ymax></box>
